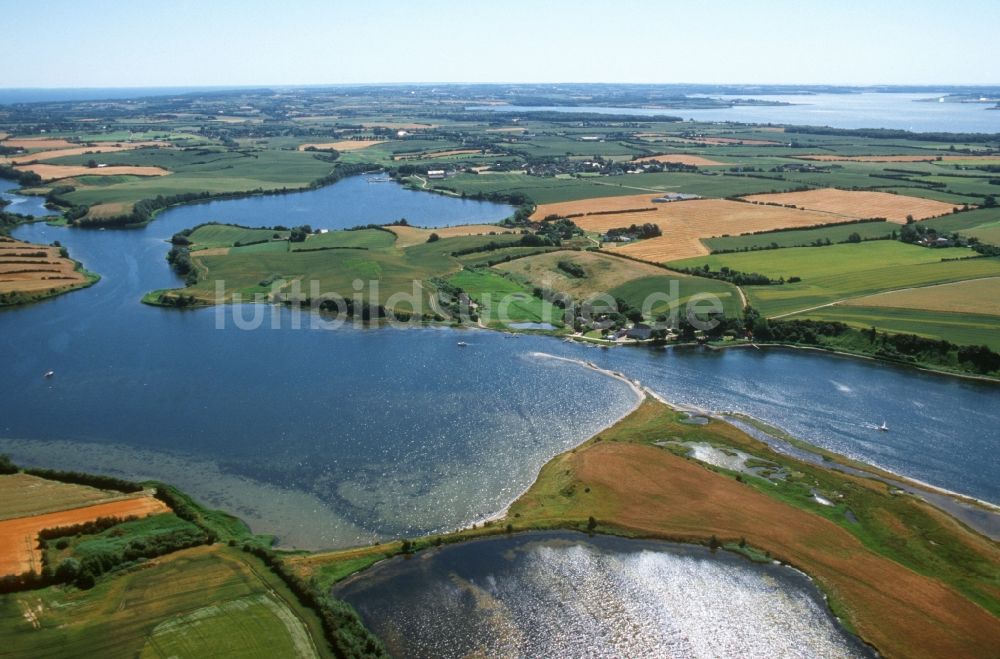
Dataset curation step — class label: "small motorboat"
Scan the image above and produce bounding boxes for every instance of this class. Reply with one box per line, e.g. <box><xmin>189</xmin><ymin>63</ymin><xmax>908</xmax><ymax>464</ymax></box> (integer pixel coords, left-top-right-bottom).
<box><xmin>43</xmin><ymin>370</ymin><xmax>55</xmax><ymax>378</ymax></box>
<box><xmin>878</xmin><ymin>420</ymin><xmax>889</xmax><ymax>432</ymax></box>
<box><xmin>457</xmin><ymin>341</ymin><xmax>468</xmax><ymax>347</ymax></box>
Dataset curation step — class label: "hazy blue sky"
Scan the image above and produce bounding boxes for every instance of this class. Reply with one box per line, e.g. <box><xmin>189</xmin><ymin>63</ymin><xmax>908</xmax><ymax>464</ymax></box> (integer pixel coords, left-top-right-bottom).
<box><xmin>2</xmin><ymin>0</ymin><xmax>997</xmax><ymax>88</ymax></box>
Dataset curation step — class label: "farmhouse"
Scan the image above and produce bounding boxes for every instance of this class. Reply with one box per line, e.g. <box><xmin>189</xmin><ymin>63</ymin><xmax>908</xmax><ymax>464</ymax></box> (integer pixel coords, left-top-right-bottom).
<box><xmin>626</xmin><ymin>323</ymin><xmax>654</xmax><ymax>340</ymax></box>
<box><xmin>427</xmin><ymin>170</ymin><xmax>446</xmax><ymax>179</ymax></box>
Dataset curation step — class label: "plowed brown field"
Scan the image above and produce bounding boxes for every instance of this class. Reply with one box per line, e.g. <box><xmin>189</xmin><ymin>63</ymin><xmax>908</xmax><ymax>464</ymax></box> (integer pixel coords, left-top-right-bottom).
<box><xmin>0</xmin><ymin>495</ymin><xmax>169</xmax><ymax>576</ymax></box>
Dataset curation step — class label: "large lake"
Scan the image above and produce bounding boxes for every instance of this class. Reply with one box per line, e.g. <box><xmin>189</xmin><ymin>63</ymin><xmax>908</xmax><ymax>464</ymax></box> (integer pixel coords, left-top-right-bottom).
<box><xmin>1</xmin><ymin>175</ymin><xmax>998</xmax><ymax>548</ymax></box>
<box><xmin>470</xmin><ymin>92</ymin><xmax>1000</xmax><ymax>133</ymax></box>
<box><xmin>334</xmin><ymin>531</ymin><xmax>872</xmax><ymax>658</ymax></box>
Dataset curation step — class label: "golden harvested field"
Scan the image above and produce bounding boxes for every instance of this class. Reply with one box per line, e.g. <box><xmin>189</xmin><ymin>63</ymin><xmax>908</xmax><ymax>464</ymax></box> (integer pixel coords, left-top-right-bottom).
<box><xmin>0</xmin><ymin>474</ymin><xmax>133</xmax><ymax>521</ymax></box>
<box><xmin>742</xmin><ymin>188</ymin><xmax>958</xmax><ymax>222</ymax></box>
<box><xmin>0</xmin><ymin>494</ymin><xmax>169</xmax><ymax>576</ymax></box>
<box><xmin>387</xmin><ymin>223</ymin><xmax>513</xmax><ymax>247</ymax></box>
<box><xmin>2</xmin><ymin>138</ymin><xmax>77</xmax><ymax>150</ymax></box>
<box><xmin>83</xmin><ymin>202</ymin><xmax>134</xmax><ymax>220</ymax></box>
<box><xmin>631</xmin><ymin>153</ymin><xmax>727</xmax><ymax>166</ymax></box>
<box><xmin>510</xmin><ymin>399</ymin><xmax>1000</xmax><ymax>659</ymax></box>
<box><xmin>14</xmin><ymin>164</ymin><xmax>170</xmax><ymax>182</ymax></box>
<box><xmin>2</xmin><ymin>142</ymin><xmax>168</xmax><ymax>165</ymax></box>
<box><xmin>844</xmin><ymin>277</ymin><xmax>1000</xmax><ymax>315</ymax></box>
<box><xmin>393</xmin><ymin>148</ymin><xmax>482</xmax><ymax>160</ymax></box>
<box><xmin>495</xmin><ymin>249</ymin><xmax>668</xmax><ymax>296</ymax></box>
<box><xmin>534</xmin><ymin>195</ymin><xmax>844</xmax><ymax>263</ymax></box>
<box><xmin>0</xmin><ymin>238</ymin><xmax>88</xmax><ymax>294</ymax></box>
<box><xmin>297</xmin><ymin>139</ymin><xmax>386</xmax><ymax>152</ymax></box>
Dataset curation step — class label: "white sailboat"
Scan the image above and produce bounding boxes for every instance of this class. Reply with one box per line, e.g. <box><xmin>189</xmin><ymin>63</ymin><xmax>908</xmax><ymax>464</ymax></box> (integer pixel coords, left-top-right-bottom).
<box><xmin>878</xmin><ymin>420</ymin><xmax>889</xmax><ymax>432</ymax></box>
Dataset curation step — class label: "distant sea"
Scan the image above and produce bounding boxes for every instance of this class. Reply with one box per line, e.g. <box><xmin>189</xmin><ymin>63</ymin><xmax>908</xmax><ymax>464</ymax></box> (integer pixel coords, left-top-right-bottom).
<box><xmin>471</xmin><ymin>92</ymin><xmax>1000</xmax><ymax>133</ymax></box>
<box><xmin>0</xmin><ymin>87</ymin><xmax>239</xmax><ymax>104</ymax></box>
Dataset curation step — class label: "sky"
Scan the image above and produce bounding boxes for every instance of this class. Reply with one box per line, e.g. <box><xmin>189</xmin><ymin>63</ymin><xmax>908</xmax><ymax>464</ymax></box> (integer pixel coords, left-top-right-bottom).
<box><xmin>1</xmin><ymin>0</ymin><xmax>997</xmax><ymax>88</ymax></box>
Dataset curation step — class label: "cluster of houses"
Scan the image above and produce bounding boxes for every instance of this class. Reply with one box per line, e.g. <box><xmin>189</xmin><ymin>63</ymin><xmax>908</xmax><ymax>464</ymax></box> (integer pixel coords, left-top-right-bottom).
<box><xmin>916</xmin><ymin>234</ymin><xmax>956</xmax><ymax>248</ymax></box>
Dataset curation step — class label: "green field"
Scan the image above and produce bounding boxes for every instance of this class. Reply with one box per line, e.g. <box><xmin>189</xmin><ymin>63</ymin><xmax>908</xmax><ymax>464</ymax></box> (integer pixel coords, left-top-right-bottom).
<box><xmin>447</xmin><ymin>269</ymin><xmax>562</xmax><ymax>326</ymax></box>
<box><xmin>54</xmin><ymin>150</ymin><xmax>336</xmax><ymax>208</ymax></box>
<box><xmin>670</xmin><ymin>241</ymin><xmax>997</xmax><ymax>311</ymax></box>
<box><xmin>609</xmin><ymin>274</ymin><xmax>743</xmax><ymax>317</ymax></box>
<box><xmin>0</xmin><ymin>546</ymin><xmax>325</xmax><ymax>659</ymax></box>
<box><xmin>163</xmin><ymin>225</ymin><xmax>538</xmax><ymax>315</ymax></box>
<box><xmin>291</xmin><ymin>229</ymin><xmax>396</xmax><ymax>251</ymax></box>
<box><xmin>703</xmin><ymin>221</ymin><xmax>897</xmax><ymax>252</ymax></box>
<box><xmin>185</xmin><ymin>224</ymin><xmax>288</xmax><ymax>250</ymax></box>
<box><xmin>800</xmin><ymin>306</ymin><xmax>1000</xmax><ymax>351</ymax></box>
<box><xmin>922</xmin><ymin>207</ymin><xmax>1000</xmax><ymax>235</ymax></box>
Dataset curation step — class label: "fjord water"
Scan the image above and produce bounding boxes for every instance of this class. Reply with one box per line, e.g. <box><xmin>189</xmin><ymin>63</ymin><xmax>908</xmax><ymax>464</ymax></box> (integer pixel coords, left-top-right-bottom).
<box><xmin>470</xmin><ymin>92</ymin><xmax>1000</xmax><ymax>133</ymax></box>
<box><xmin>1</xmin><ymin>175</ymin><xmax>998</xmax><ymax>550</ymax></box>
<box><xmin>0</xmin><ymin>179</ymin><xmax>58</xmax><ymax>217</ymax></box>
<box><xmin>334</xmin><ymin>532</ymin><xmax>872</xmax><ymax>658</ymax></box>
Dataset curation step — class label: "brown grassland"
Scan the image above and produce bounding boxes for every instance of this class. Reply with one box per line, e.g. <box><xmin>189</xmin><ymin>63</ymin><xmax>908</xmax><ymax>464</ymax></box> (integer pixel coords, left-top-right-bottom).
<box><xmin>494</xmin><ymin>249</ymin><xmax>668</xmax><ymax>296</ymax></box>
<box><xmin>742</xmin><ymin>188</ymin><xmax>959</xmax><ymax>222</ymax></box>
<box><xmin>508</xmin><ymin>399</ymin><xmax>1000</xmax><ymax>659</ymax></box>
<box><xmin>82</xmin><ymin>202</ymin><xmax>135</xmax><ymax>221</ymax></box>
<box><xmin>14</xmin><ymin>164</ymin><xmax>170</xmax><ymax>182</ymax></box>
<box><xmin>630</xmin><ymin>153</ymin><xmax>728</xmax><ymax>166</ymax></box>
<box><xmin>0</xmin><ymin>474</ymin><xmax>135</xmax><ymax>521</ymax></box>
<box><xmin>533</xmin><ymin>196</ymin><xmax>843</xmax><ymax>262</ymax></box>
<box><xmin>843</xmin><ymin>277</ymin><xmax>1000</xmax><ymax>315</ymax></box>
<box><xmin>0</xmin><ymin>494</ymin><xmax>169</xmax><ymax>576</ymax></box>
<box><xmin>1</xmin><ymin>138</ymin><xmax>77</xmax><ymax>151</ymax></box>
<box><xmin>387</xmin><ymin>223</ymin><xmax>513</xmax><ymax>247</ymax></box>
<box><xmin>0</xmin><ymin>238</ymin><xmax>89</xmax><ymax>294</ymax></box>
<box><xmin>297</xmin><ymin>139</ymin><xmax>386</xmax><ymax>152</ymax></box>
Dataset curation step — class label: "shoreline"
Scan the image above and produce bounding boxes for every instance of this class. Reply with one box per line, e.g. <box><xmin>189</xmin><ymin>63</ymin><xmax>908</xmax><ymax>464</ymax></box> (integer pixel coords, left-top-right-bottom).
<box><xmin>478</xmin><ymin>352</ymin><xmax>647</xmax><ymax>525</ymax></box>
<box><xmin>713</xmin><ymin>340</ymin><xmax>1000</xmax><ymax>385</ymax></box>
<box><xmin>523</xmin><ymin>351</ymin><xmax>1000</xmax><ymax>539</ymax></box>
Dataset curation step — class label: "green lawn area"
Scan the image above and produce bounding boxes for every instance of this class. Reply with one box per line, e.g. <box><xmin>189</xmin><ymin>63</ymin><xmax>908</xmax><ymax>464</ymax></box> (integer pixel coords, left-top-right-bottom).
<box><xmin>0</xmin><ymin>546</ymin><xmax>326</xmax><ymax>659</ymax></box>
<box><xmin>448</xmin><ymin>269</ymin><xmax>562</xmax><ymax>326</ymax></box>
